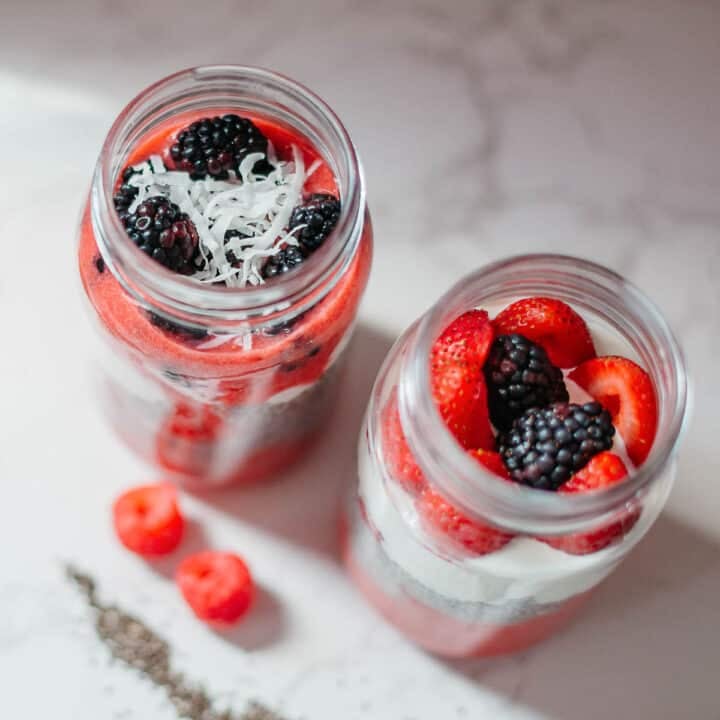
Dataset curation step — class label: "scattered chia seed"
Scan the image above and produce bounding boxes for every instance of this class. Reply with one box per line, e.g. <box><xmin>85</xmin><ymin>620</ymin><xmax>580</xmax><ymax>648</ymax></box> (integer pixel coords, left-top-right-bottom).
<box><xmin>66</xmin><ymin>565</ymin><xmax>288</xmax><ymax>720</ymax></box>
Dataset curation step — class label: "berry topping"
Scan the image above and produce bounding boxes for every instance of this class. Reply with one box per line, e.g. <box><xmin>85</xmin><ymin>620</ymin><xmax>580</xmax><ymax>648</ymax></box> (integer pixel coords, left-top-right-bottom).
<box><xmin>116</xmin><ymin>196</ymin><xmax>200</xmax><ymax>275</ymax></box>
<box><xmin>169</xmin><ymin>114</ymin><xmax>272</xmax><ymax>180</ymax></box>
<box><xmin>484</xmin><ymin>333</ymin><xmax>569</xmax><ymax>430</ymax></box>
<box><xmin>417</xmin><ymin>488</ymin><xmax>513</xmax><ymax>555</ymax></box>
<box><xmin>113</xmin><ymin>483</ymin><xmax>185</xmax><ymax>556</ymax></box>
<box><xmin>381</xmin><ymin>393</ymin><xmax>425</xmax><ymax>495</ymax></box>
<box><xmin>261</xmin><ymin>245</ymin><xmax>305</xmax><ymax>279</ymax></box>
<box><xmin>176</xmin><ymin>551</ymin><xmax>255</xmax><ymax>624</ymax></box>
<box><xmin>289</xmin><ymin>193</ymin><xmax>341</xmax><ymax>253</ymax></box>
<box><xmin>469</xmin><ymin>448</ymin><xmax>511</xmax><ymax>479</ymax></box>
<box><xmin>560</xmin><ymin>451</ymin><xmax>629</xmax><ymax>493</ymax></box>
<box><xmin>569</xmin><ymin>356</ymin><xmax>657</xmax><ymax>466</ymax></box>
<box><xmin>115</xmin><ymin>148</ymin><xmax>309</xmax><ymax>286</ymax></box>
<box><xmin>112</xmin><ymin>166</ymin><xmax>140</xmax><ymax>212</ymax></box>
<box><xmin>498</xmin><ymin>401</ymin><xmax>615</xmax><ymax>490</ymax></box>
<box><xmin>431</xmin><ymin>310</ymin><xmax>495</xmax><ymax>450</ymax></box>
<box><xmin>493</xmin><ymin>297</ymin><xmax>596</xmax><ymax>368</ymax></box>
<box><xmin>541</xmin><ymin>452</ymin><xmax>640</xmax><ymax>554</ymax></box>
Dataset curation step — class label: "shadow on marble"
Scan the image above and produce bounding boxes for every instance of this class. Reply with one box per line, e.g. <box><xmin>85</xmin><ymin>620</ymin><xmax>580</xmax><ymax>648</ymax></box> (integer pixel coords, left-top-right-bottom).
<box><xmin>144</xmin><ymin>517</ymin><xmax>210</xmax><ymax>581</ymax></box>
<box><xmin>195</xmin><ymin>322</ymin><xmax>396</xmax><ymax>563</ymax></box>
<box><xmin>444</xmin><ymin>513</ymin><xmax>720</xmax><ymax>720</ymax></box>
<box><xmin>210</xmin><ymin>583</ymin><xmax>287</xmax><ymax>652</ymax></box>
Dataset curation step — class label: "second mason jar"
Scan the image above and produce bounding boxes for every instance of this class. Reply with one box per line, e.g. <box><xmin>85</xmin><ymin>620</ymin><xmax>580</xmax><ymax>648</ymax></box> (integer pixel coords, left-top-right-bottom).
<box><xmin>78</xmin><ymin>66</ymin><xmax>372</xmax><ymax>488</ymax></box>
<box><xmin>344</xmin><ymin>255</ymin><xmax>686</xmax><ymax>657</ymax></box>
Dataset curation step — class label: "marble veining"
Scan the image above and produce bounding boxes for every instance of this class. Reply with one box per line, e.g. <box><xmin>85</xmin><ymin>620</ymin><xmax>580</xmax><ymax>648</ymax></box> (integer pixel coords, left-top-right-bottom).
<box><xmin>1</xmin><ymin>1</ymin><xmax>719</xmax><ymax>718</ymax></box>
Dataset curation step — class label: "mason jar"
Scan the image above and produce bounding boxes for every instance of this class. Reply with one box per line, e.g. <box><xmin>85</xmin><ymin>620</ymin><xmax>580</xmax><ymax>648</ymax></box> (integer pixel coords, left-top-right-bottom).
<box><xmin>344</xmin><ymin>255</ymin><xmax>687</xmax><ymax>657</ymax></box>
<box><xmin>78</xmin><ymin>66</ymin><xmax>372</xmax><ymax>489</ymax></box>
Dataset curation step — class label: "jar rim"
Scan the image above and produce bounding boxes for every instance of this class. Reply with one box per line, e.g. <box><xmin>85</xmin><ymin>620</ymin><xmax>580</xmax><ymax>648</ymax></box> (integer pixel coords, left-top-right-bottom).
<box><xmin>399</xmin><ymin>253</ymin><xmax>688</xmax><ymax>535</ymax></box>
<box><xmin>90</xmin><ymin>65</ymin><xmax>365</xmax><ymax>325</ymax></box>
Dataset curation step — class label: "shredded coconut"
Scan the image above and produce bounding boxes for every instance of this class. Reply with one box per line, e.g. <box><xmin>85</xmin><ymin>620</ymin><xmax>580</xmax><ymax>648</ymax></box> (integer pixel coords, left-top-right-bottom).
<box><xmin>125</xmin><ymin>149</ymin><xmax>306</xmax><ymax>288</ymax></box>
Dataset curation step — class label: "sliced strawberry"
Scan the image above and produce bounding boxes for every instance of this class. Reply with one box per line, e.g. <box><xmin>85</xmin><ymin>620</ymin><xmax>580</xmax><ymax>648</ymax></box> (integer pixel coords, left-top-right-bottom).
<box><xmin>569</xmin><ymin>356</ymin><xmax>657</xmax><ymax>466</ymax></box>
<box><xmin>560</xmin><ymin>451</ymin><xmax>628</xmax><ymax>493</ymax></box>
<box><xmin>468</xmin><ymin>449</ymin><xmax>510</xmax><ymax>479</ymax></box>
<box><xmin>431</xmin><ymin>310</ymin><xmax>495</xmax><ymax>450</ymax></box>
<box><xmin>381</xmin><ymin>392</ymin><xmax>425</xmax><ymax>495</ymax></box>
<box><xmin>493</xmin><ymin>297</ymin><xmax>596</xmax><ymax>368</ymax></box>
<box><xmin>541</xmin><ymin>452</ymin><xmax>640</xmax><ymax>555</ymax></box>
<box><xmin>417</xmin><ymin>488</ymin><xmax>513</xmax><ymax>555</ymax></box>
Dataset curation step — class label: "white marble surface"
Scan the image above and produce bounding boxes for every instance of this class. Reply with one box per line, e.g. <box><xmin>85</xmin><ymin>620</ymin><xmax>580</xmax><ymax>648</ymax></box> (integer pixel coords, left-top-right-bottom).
<box><xmin>1</xmin><ymin>1</ymin><xmax>719</xmax><ymax>718</ymax></box>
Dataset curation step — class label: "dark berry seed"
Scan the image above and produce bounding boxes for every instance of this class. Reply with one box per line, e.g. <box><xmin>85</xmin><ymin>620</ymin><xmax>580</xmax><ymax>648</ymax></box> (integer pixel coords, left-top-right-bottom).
<box><xmin>147</xmin><ymin>311</ymin><xmax>207</xmax><ymax>341</ymax></box>
<box><xmin>498</xmin><ymin>402</ymin><xmax>615</xmax><ymax>490</ymax></box>
<box><xmin>94</xmin><ymin>256</ymin><xmax>105</xmax><ymax>273</ymax></box>
<box><xmin>484</xmin><ymin>334</ymin><xmax>569</xmax><ymax>431</ymax></box>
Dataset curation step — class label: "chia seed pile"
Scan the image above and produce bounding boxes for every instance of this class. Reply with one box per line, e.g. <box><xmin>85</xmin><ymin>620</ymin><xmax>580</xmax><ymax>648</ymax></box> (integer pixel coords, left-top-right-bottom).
<box><xmin>66</xmin><ymin>566</ymin><xmax>287</xmax><ymax>720</ymax></box>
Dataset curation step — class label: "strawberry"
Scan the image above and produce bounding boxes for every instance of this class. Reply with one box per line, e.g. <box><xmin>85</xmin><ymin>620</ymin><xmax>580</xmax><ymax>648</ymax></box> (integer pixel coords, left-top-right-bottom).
<box><xmin>165</xmin><ymin>402</ymin><xmax>222</xmax><ymax>440</ymax></box>
<box><xmin>380</xmin><ymin>393</ymin><xmax>425</xmax><ymax>495</ymax></box>
<box><xmin>569</xmin><ymin>356</ymin><xmax>657</xmax><ymax>466</ymax></box>
<box><xmin>113</xmin><ymin>483</ymin><xmax>185</xmax><ymax>556</ymax></box>
<box><xmin>541</xmin><ymin>452</ymin><xmax>640</xmax><ymax>555</ymax></box>
<box><xmin>431</xmin><ymin>310</ymin><xmax>495</xmax><ymax>450</ymax></box>
<box><xmin>469</xmin><ymin>448</ymin><xmax>510</xmax><ymax>479</ymax></box>
<box><xmin>417</xmin><ymin>487</ymin><xmax>514</xmax><ymax>555</ymax></box>
<box><xmin>560</xmin><ymin>451</ymin><xmax>628</xmax><ymax>493</ymax></box>
<box><xmin>493</xmin><ymin>297</ymin><xmax>596</xmax><ymax>368</ymax></box>
<box><xmin>156</xmin><ymin>402</ymin><xmax>223</xmax><ymax>476</ymax></box>
<box><xmin>176</xmin><ymin>551</ymin><xmax>255</xmax><ymax>624</ymax></box>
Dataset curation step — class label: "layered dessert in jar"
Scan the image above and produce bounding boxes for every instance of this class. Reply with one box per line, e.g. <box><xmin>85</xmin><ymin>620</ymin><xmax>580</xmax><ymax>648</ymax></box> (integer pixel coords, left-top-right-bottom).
<box><xmin>78</xmin><ymin>66</ymin><xmax>372</xmax><ymax>488</ymax></box>
<box><xmin>345</xmin><ymin>255</ymin><xmax>687</xmax><ymax>657</ymax></box>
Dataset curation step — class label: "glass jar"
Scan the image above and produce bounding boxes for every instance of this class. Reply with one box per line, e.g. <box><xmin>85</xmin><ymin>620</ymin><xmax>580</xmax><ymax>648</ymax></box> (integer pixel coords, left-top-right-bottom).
<box><xmin>344</xmin><ymin>255</ymin><xmax>687</xmax><ymax>657</ymax></box>
<box><xmin>78</xmin><ymin>66</ymin><xmax>372</xmax><ymax>489</ymax></box>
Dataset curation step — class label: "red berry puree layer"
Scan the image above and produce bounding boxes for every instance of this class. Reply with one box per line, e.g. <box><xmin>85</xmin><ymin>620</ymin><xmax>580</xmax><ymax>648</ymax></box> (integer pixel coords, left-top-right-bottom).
<box><xmin>347</xmin><ymin>297</ymin><xmax>659</xmax><ymax>656</ymax></box>
<box><xmin>79</xmin><ymin>111</ymin><xmax>372</xmax><ymax>486</ymax></box>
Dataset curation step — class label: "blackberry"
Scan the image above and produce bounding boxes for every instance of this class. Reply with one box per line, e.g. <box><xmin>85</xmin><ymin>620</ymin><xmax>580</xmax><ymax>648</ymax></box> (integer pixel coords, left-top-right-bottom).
<box><xmin>119</xmin><ymin>196</ymin><xmax>200</xmax><ymax>275</ymax></box>
<box><xmin>289</xmin><ymin>193</ymin><xmax>341</xmax><ymax>252</ymax></box>
<box><xmin>484</xmin><ymin>334</ymin><xmax>569</xmax><ymax>430</ymax></box>
<box><xmin>113</xmin><ymin>166</ymin><xmax>140</xmax><ymax>212</ymax></box>
<box><xmin>498</xmin><ymin>402</ymin><xmax>615</xmax><ymax>490</ymax></box>
<box><xmin>169</xmin><ymin>114</ymin><xmax>273</xmax><ymax>180</ymax></box>
<box><xmin>262</xmin><ymin>245</ymin><xmax>305</xmax><ymax>279</ymax></box>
